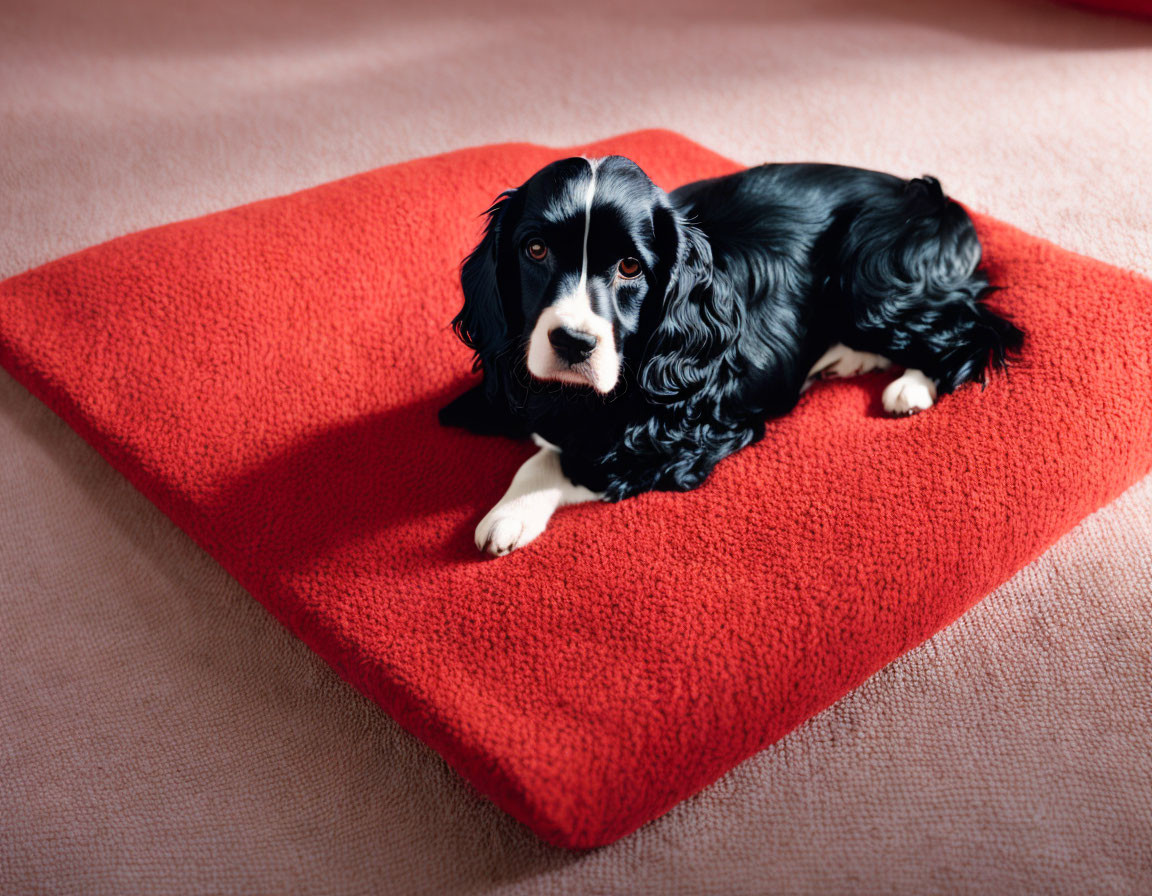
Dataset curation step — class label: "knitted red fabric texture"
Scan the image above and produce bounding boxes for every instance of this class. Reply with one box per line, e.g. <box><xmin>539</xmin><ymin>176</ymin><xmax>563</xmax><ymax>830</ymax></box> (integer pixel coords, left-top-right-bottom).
<box><xmin>2</xmin><ymin>131</ymin><xmax>1150</xmax><ymax>848</ymax></box>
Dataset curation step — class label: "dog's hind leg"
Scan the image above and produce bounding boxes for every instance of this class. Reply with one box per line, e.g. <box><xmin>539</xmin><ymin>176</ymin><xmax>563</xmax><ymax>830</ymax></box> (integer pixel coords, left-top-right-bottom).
<box><xmin>830</xmin><ymin>178</ymin><xmax>1023</xmax><ymax>414</ymax></box>
<box><xmin>804</xmin><ymin>343</ymin><xmax>938</xmax><ymax>415</ymax></box>
<box><xmin>804</xmin><ymin>343</ymin><xmax>892</xmax><ymax>390</ymax></box>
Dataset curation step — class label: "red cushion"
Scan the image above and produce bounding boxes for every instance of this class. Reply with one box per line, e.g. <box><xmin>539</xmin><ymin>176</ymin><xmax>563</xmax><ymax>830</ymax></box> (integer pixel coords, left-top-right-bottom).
<box><xmin>2</xmin><ymin>131</ymin><xmax>1150</xmax><ymax>848</ymax></box>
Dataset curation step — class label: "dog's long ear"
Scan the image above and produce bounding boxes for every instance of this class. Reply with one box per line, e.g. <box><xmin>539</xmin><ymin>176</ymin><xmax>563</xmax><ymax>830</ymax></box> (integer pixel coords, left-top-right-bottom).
<box><xmin>613</xmin><ymin>205</ymin><xmax>747</xmax><ymax>497</ymax></box>
<box><xmin>639</xmin><ymin>204</ymin><xmax>732</xmax><ymax>402</ymax></box>
<box><xmin>451</xmin><ymin>190</ymin><xmax>516</xmax><ymax>386</ymax></box>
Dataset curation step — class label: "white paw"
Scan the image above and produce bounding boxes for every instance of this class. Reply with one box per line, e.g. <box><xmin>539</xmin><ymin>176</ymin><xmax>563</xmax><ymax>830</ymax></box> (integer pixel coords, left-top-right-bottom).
<box><xmin>474</xmin><ymin>499</ymin><xmax>549</xmax><ymax>557</ymax></box>
<box><xmin>807</xmin><ymin>343</ymin><xmax>892</xmax><ymax>381</ymax></box>
<box><xmin>882</xmin><ymin>369</ymin><xmax>937</xmax><ymax>416</ymax></box>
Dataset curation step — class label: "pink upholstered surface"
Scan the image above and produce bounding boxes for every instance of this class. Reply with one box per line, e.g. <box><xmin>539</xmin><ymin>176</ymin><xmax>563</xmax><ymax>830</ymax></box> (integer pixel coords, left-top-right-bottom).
<box><xmin>3</xmin><ymin>0</ymin><xmax>1150</xmax><ymax>892</ymax></box>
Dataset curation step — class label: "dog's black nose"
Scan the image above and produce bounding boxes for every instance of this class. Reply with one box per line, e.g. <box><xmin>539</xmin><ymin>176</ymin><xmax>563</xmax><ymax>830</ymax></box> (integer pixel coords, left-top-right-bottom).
<box><xmin>548</xmin><ymin>327</ymin><xmax>598</xmax><ymax>364</ymax></box>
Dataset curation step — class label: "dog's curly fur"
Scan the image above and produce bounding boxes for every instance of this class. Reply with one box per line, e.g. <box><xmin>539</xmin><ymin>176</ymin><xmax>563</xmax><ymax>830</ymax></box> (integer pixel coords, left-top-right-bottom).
<box><xmin>442</xmin><ymin>155</ymin><xmax>1023</xmax><ymax>504</ymax></box>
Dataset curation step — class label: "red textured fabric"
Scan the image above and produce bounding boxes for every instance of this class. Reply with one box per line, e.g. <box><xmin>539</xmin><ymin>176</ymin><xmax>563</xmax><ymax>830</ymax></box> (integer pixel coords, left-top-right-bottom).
<box><xmin>2</xmin><ymin>131</ymin><xmax>1150</xmax><ymax>848</ymax></box>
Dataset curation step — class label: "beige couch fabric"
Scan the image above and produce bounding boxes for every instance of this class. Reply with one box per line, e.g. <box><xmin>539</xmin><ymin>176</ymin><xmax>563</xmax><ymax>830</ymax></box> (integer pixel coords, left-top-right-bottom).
<box><xmin>2</xmin><ymin>0</ymin><xmax>1150</xmax><ymax>892</ymax></box>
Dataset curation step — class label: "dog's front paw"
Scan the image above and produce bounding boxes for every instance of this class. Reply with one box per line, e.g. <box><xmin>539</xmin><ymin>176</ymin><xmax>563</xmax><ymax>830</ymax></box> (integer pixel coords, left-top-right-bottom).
<box><xmin>474</xmin><ymin>501</ymin><xmax>548</xmax><ymax>557</ymax></box>
<box><xmin>882</xmin><ymin>369</ymin><xmax>937</xmax><ymax>416</ymax></box>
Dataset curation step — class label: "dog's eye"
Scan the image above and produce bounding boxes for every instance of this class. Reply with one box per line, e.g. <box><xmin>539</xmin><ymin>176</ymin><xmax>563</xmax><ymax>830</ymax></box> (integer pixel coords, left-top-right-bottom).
<box><xmin>524</xmin><ymin>238</ymin><xmax>548</xmax><ymax>261</ymax></box>
<box><xmin>617</xmin><ymin>257</ymin><xmax>642</xmax><ymax>279</ymax></box>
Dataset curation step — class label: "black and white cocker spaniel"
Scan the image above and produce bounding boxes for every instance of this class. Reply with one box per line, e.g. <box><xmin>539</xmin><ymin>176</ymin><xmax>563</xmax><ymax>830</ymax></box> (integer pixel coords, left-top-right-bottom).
<box><xmin>440</xmin><ymin>156</ymin><xmax>1023</xmax><ymax>556</ymax></box>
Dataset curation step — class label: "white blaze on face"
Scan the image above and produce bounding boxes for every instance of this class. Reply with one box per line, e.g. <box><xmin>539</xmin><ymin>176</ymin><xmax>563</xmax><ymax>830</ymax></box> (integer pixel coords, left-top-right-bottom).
<box><xmin>526</xmin><ymin>157</ymin><xmax>620</xmax><ymax>394</ymax></box>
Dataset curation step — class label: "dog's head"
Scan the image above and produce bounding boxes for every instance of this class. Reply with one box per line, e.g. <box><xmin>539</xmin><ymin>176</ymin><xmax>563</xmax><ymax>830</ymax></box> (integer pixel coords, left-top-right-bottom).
<box><xmin>451</xmin><ymin>155</ymin><xmax>712</xmax><ymax>399</ymax></box>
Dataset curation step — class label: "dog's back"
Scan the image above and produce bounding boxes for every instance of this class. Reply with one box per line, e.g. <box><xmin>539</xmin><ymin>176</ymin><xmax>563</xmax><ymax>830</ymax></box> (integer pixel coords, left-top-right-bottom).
<box><xmin>670</xmin><ymin>163</ymin><xmax>1020</xmax><ymax>411</ymax></box>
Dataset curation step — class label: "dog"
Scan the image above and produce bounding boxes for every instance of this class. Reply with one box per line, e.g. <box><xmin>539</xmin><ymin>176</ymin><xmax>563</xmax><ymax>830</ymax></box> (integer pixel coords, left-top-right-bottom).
<box><xmin>440</xmin><ymin>155</ymin><xmax>1023</xmax><ymax>556</ymax></box>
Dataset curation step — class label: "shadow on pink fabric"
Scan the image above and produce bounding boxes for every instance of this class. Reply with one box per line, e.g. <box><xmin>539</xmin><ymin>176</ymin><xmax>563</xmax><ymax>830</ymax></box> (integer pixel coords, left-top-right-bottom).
<box><xmin>1067</xmin><ymin>0</ymin><xmax>1152</xmax><ymax>17</ymax></box>
<box><xmin>2</xmin><ymin>129</ymin><xmax>1151</xmax><ymax>848</ymax></box>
